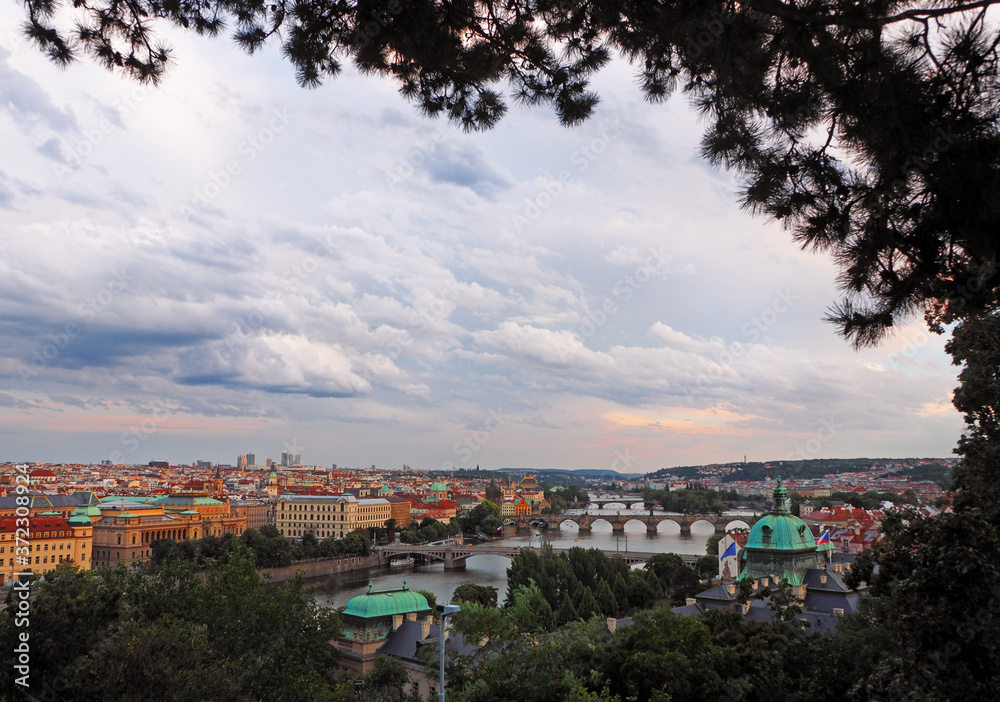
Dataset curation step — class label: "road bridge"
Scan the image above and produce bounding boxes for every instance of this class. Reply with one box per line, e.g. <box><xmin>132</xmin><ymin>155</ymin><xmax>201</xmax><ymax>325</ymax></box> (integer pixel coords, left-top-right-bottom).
<box><xmin>378</xmin><ymin>542</ymin><xmax>700</xmax><ymax>570</ymax></box>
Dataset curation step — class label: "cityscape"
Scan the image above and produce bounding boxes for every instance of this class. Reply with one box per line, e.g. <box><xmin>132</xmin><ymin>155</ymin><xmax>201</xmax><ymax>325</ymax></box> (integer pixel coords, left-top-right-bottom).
<box><xmin>3</xmin><ymin>0</ymin><xmax>998</xmax><ymax>697</ymax></box>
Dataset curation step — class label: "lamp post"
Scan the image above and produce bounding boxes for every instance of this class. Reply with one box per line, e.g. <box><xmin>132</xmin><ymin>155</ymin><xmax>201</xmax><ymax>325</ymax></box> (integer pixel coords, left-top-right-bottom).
<box><xmin>439</xmin><ymin>603</ymin><xmax>460</xmax><ymax>702</ymax></box>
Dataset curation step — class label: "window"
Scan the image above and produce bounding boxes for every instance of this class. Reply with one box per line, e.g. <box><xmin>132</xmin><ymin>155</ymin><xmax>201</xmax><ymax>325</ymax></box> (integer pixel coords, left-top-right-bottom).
<box><xmin>761</xmin><ymin>526</ymin><xmax>772</xmax><ymax>545</ymax></box>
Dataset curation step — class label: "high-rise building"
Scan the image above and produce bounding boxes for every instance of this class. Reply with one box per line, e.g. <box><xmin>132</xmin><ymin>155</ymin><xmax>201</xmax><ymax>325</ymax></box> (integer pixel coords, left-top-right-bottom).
<box><xmin>237</xmin><ymin>455</ymin><xmax>248</xmax><ymax>469</ymax></box>
<box><xmin>281</xmin><ymin>452</ymin><xmax>289</xmax><ymax>467</ymax></box>
<box><xmin>246</xmin><ymin>453</ymin><xmax>256</xmax><ymax>467</ymax></box>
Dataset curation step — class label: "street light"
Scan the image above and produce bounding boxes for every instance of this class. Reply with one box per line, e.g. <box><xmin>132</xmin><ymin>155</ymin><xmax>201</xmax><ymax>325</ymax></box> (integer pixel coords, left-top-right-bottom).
<box><xmin>438</xmin><ymin>603</ymin><xmax>460</xmax><ymax>702</ymax></box>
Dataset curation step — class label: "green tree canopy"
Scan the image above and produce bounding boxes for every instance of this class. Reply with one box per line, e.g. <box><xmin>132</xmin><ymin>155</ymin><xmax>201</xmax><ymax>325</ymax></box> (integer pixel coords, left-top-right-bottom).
<box><xmin>0</xmin><ymin>545</ymin><xmax>341</xmax><ymax>700</ymax></box>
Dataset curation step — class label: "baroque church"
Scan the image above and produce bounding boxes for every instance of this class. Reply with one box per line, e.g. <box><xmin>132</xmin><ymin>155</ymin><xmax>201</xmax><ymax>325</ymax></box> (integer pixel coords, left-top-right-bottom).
<box><xmin>673</xmin><ymin>479</ymin><xmax>864</xmax><ymax>631</ymax></box>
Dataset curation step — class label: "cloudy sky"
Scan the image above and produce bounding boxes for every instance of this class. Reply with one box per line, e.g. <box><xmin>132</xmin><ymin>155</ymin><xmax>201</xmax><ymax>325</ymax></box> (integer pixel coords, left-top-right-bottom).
<box><xmin>0</xmin><ymin>17</ymin><xmax>965</xmax><ymax>472</ymax></box>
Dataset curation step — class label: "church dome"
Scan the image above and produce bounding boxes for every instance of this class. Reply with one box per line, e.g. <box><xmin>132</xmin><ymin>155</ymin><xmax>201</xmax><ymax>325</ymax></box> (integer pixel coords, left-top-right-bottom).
<box><xmin>429</xmin><ymin>480</ymin><xmax>448</xmax><ymax>492</ymax></box>
<box><xmin>745</xmin><ymin>478</ymin><xmax>818</xmax><ymax>552</ymax></box>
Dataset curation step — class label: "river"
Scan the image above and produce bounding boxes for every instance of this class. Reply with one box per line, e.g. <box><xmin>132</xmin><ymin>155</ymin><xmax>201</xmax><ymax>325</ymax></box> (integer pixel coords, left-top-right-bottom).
<box><xmin>309</xmin><ymin>508</ymin><xmax>756</xmax><ymax>608</ymax></box>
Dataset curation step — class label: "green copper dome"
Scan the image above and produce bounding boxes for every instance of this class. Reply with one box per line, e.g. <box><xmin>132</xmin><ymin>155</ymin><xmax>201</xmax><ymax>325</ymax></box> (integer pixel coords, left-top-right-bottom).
<box><xmin>429</xmin><ymin>480</ymin><xmax>448</xmax><ymax>492</ymax></box>
<box><xmin>745</xmin><ymin>513</ymin><xmax>818</xmax><ymax>550</ymax></box>
<box><xmin>343</xmin><ymin>582</ymin><xmax>431</xmax><ymax>619</ymax></box>
<box><xmin>744</xmin><ymin>477</ymin><xmax>817</xmax><ymax>551</ymax></box>
<box><xmin>738</xmin><ymin>477</ymin><xmax>823</xmax><ymax>587</ymax></box>
<box><xmin>67</xmin><ymin>515</ymin><xmax>92</xmax><ymax>525</ymax></box>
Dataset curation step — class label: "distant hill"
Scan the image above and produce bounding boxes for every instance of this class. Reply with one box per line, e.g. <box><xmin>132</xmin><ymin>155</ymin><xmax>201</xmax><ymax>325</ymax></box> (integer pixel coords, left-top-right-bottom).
<box><xmin>495</xmin><ymin>468</ymin><xmax>645</xmax><ymax>480</ymax></box>
<box><xmin>647</xmin><ymin>457</ymin><xmax>954</xmax><ymax>483</ymax></box>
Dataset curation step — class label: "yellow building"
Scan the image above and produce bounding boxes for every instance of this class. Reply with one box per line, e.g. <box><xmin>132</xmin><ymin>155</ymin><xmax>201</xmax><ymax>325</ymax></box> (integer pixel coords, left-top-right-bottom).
<box><xmin>276</xmin><ymin>495</ymin><xmax>391</xmax><ymax>539</ymax></box>
<box><xmin>0</xmin><ymin>513</ymin><xmax>93</xmax><ymax>585</ymax></box>
<box><xmin>91</xmin><ymin>495</ymin><xmax>247</xmax><ymax>568</ymax></box>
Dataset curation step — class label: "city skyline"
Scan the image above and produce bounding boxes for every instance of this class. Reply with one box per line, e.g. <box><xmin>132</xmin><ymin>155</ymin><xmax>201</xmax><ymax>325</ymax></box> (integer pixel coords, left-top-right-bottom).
<box><xmin>0</xmin><ymin>19</ymin><xmax>964</xmax><ymax>471</ymax></box>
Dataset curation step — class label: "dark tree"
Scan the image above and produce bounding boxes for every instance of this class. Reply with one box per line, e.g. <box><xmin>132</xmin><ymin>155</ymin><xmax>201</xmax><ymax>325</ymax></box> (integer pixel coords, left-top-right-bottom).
<box><xmin>452</xmin><ymin>583</ymin><xmax>499</xmax><ymax>608</ymax></box>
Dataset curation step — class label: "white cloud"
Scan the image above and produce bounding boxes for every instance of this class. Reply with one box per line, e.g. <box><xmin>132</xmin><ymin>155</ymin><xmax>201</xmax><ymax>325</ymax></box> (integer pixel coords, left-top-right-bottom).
<box><xmin>0</xmin><ymin>23</ymin><xmax>965</xmax><ymax>467</ymax></box>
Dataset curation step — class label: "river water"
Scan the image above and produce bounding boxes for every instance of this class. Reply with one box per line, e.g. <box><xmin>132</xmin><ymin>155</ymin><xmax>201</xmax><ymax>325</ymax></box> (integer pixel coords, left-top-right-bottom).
<box><xmin>309</xmin><ymin>509</ymin><xmax>756</xmax><ymax>608</ymax></box>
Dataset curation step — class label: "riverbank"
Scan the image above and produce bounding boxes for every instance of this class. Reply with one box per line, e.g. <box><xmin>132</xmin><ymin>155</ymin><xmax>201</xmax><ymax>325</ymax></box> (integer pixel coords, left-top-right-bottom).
<box><xmin>262</xmin><ymin>553</ymin><xmax>381</xmax><ymax>583</ymax></box>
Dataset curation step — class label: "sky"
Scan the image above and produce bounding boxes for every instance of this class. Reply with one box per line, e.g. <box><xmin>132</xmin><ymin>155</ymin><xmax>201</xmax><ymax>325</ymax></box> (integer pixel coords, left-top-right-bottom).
<box><xmin>0</xmin><ymin>16</ymin><xmax>966</xmax><ymax>472</ymax></box>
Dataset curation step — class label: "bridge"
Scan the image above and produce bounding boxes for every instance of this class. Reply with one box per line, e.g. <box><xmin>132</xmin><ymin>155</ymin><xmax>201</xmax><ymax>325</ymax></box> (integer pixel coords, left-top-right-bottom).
<box><xmin>377</xmin><ymin>542</ymin><xmax>700</xmax><ymax>570</ymax></box>
<box><xmin>575</xmin><ymin>495</ymin><xmax>649</xmax><ymax>510</ymax></box>
<box><xmin>505</xmin><ymin>512</ymin><xmax>758</xmax><ymax>536</ymax></box>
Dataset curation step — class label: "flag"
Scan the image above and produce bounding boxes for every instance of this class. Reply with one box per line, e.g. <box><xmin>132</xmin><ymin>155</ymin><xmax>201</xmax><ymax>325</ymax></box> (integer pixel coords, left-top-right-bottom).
<box><xmin>720</xmin><ymin>540</ymin><xmax>737</xmax><ymax>560</ymax></box>
<box><xmin>816</xmin><ymin>530</ymin><xmax>830</xmax><ymax>545</ymax></box>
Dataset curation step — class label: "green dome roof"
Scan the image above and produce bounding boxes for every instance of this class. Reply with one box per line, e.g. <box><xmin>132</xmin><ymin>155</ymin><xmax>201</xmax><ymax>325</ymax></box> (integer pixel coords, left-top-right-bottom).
<box><xmin>745</xmin><ymin>478</ymin><xmax>818</xmax><ymax>551</ymax></box>
<box><xmin>67</xmin><ymin>515</ymin><xmax>92</xmax><ymax>525</ymax></box>
<box><xmin>429</xmin><ymin>480</ymin><xmax>448</xmax><ymax>492</ymax></box>
<box><xmin>343</xmin><ymin>582</ymin><xmax>431</xmax><ymax>619</ymax></box>
<box><xmin>73</xmin><ymin>505</ymin><xmax>103</xmax><ymax>517</ymax></box>
<box><xmin>745</xmin><ymin>513</ymin><xmax>818</xmax><ymax>551</ymax></box>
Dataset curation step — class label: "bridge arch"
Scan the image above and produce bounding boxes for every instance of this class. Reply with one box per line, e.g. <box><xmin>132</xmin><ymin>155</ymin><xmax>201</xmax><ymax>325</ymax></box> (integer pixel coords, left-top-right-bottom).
<box><xmin>622</xmin><ymin>518</ymin><xmax>651</xmax><ymax>530</ymax></box>
<box><xmin>688</xmin><ymin>518</ymin><xmax>723</xmax><ymax>533</ymax></box>
<box><xmin>654</xmin><ymin>517</ymin><xmax>683</xmax><ymax>533</ymax></box>
<box><xmin>557</xmin><ymin>517</ymin><xmax>583</xmax><ymax>530</ymax></box>
<box><xmin>587</xmin><ymin>517</ymin><xmax>615</xmax><ymax>531</ymax></box>
<box><xmin>724</xmin><ymin>518</ymin><xmax>752</xmax><ymax>531</ymax></box>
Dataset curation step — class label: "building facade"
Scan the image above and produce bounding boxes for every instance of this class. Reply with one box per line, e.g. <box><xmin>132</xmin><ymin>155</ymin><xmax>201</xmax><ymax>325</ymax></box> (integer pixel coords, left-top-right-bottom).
<box><xmin>276</xmin><ymin>495</ymin><xmax>392</xmax><ymax>539</ymax></box>
<box><xmin>0</xmin><ymin>514</ymin><xmax>93</xmax><ymax>585</ymax></box>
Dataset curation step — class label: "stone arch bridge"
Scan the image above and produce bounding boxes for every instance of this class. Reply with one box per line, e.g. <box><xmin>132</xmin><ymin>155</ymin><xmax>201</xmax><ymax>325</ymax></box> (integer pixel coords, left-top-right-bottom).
<box><xmin>517</xmin><ymin>513</ymin><xmax>757</xmax><ymax>536</ymax></box>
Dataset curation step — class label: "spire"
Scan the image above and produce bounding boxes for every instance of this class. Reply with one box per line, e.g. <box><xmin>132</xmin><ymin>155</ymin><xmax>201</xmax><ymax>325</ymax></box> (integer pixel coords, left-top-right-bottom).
<box><xmin>773</xmin><ymin>475</ymin><xmax>790</xmax><ymax>513</ymax></box>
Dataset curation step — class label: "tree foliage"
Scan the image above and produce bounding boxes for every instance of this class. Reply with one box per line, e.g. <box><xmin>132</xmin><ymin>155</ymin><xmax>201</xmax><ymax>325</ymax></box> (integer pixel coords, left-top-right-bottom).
<box><xmin>0</xmin><ymin>544</ymin><xmax>342</xmax><ymax>700</ymax></box>
<box><xmin>452</xmin><ymin>583</ymin><xmax>499</xmax><ymax>608</ymax></box>
<box><xmin>643</xmin><ymin>486</ymin><xmax>728</xmax><ymax>513</ymax></box>
<box><xmin>505</xmin><ymin>544</ymin><xmax>664</xmax><ymax>621</ymax></box>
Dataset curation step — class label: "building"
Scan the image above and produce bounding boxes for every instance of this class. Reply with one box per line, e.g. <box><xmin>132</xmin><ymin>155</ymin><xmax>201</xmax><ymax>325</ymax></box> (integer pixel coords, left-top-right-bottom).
<box><xmin>91</xmin><ymin>501</ymin><xmax>202</xmax><ymax>568</ymax></box>
<box><xmin>276</xmin><ymin>495</ymin><xmax>391</xmax><ymax>539</ymax></box>
<box><xmin>335</xmin><ymin>580</ymin><xmax>475</xmax><ymax>699</ymax></box>
<box><xmin>91</xmin><ymin>495</ymin><xmax>247</xmax><ymax>568</ymax></box>
<box><xmin>427</xmin><ymin>480</ymin><xmax>450</xmax><ymax>502</ymax></box>
<box><xmin>0</xmin><ymin>491</ymin><xmax>103</xmax><ymax>521</ymax></box>
<box><xmin>232</xmin><ymin>499</ymin><xmax>272</xmax><ymax>529</ymax></box>
<box><xmin>0</xmin><ymin>513</ymin><xmax>93</xmax><ymax>585</ymax></box>
<box><xmin>674</xmin><ymin>478</ymin><xmax>863</xmax><ymax>631</ymax></box>
<box><xmin>386</xmin><ymin>494</ymin><xmax>413</xmax><ymax>528</ymax></box>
